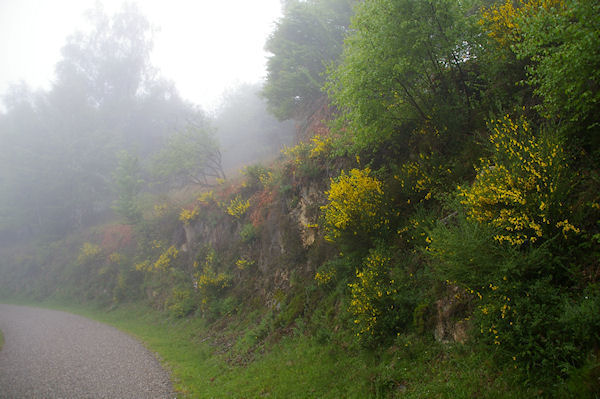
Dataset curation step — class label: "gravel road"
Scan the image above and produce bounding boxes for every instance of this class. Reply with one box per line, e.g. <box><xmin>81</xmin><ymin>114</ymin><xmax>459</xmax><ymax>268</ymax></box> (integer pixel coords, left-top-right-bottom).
<box><xmin>0</xmin><ymin>304</ymin><xmax>175</xmax><ymax>398</ymax></box>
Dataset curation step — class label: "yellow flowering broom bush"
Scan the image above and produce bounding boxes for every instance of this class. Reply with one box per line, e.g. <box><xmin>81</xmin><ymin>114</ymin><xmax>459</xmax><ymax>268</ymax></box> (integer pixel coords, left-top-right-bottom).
<box><xmin>194</xmin><ymin>247</ymin><xmax>231</xmax><ymax>313</ymax></box>
<box><xmin>227</xmin><ymin>196</ymin><xmax>250</xmax><ymax>219</ymax></box>
<box><xmin>348</xmin><ymin>246</ymin><xmax>415</xmax><ymax>345</ymax></box>
<box><xmin>460</xmin><ymin>115</ymin><xmax>577</xmax><ymax>246</ymax></box>
<box><xmin>77</xmin><ymin>242</ymin><xmax>102</xmax><ymax>265</ymax></box>
<box><xmin>479</xmin><ymin>0</ymin><xmax>565</xmax><ymax>49</ymax></box>
<box><xmin>321</xmin><ymin>168</ymin><xmax>387</xmax><ymax>244</ymax></box>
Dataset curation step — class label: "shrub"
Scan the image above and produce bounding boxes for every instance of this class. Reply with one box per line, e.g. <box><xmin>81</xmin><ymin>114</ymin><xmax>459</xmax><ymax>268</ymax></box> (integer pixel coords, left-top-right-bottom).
<box><xmin>167</xmin><ymin>287</ymin><xmax>196</xmax><ymax>318</ymax></box>
<box><xmin>194</xmin><ymin>248</ymin><xmax>231</xmax><ymax>313</ymax></box>
<box><xmin>242</xmin><ymin>164</ymin><xmax>269</xmax><ymax>193</ymax></box>
<box><xmin>428</xmin><ymin>213</ymin><xmax>600</xmax><ymax>383</ymax></box>
<box><xmin>321</xmin><ymin>168</ymin><xmax>387</xmax><ymax>244</ymax></box>
<box><xmin>227</xmin><ymin>196</ymin><xmax>250</xmax><ymax>219</ymax></box>
<box><xmin>240</xmin><ymin>223</ymin><xmax>257</xmax><ymax>243</ymax></box>
<box><xmin>426</xmin><ymin>210</ymin><xmax>511</xmax><ymax>286</ymax></box>
<box><xmin>309</xmin><ymin>135</ymin><xmax>332</xmax><ymax>158</ymax></box>
<box><xmin>235</xmin><ymin>258</ymin><xmax>254</xmax><ymax>270</ymax></box>
<box><xmin>77</xmin><ymin>242</ymin><xmax>102</xmax><ymax>265</ymax></box>
<box><xmin>460</xmin><ymin>115</ymin><xmax>577</xmax><ymax>246</ymax></box>
<box><xmin>135</xmin><ymin>245</ymin><xmax>179</xmax><ymax>272</ymax></box>
<box><xmin>348</xmin><ymin>246</ymin><xmax>415</xmax><ymax>345</ymax></box>
<box><xmin>475</xmin><ymin>272</ymin><xmax>600</xmax><ymax>383</ymax></box>
<box><xmin>179</xmin><ymin>206</ymin><xmax>199</xmax><ymax>225</ymax></box>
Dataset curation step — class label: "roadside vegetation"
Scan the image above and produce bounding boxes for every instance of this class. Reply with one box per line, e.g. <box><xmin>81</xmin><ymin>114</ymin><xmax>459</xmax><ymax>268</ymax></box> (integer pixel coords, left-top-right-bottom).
<box><xmin>1</xmin><ymin>0</ymin><xmax>599</xmax><ymax>397</ymax></box>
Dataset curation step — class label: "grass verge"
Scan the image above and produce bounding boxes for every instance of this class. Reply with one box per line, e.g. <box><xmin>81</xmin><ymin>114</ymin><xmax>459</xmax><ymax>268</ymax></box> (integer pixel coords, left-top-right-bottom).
<box><xmin>0</xmin><ymin>299</ymin><xmax>554</xmax><ymax>398</ymax></box>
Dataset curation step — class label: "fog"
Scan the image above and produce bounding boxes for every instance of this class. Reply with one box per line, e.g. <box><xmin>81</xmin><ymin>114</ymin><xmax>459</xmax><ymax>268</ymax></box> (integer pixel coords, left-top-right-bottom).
<box><xmin>0</xmin><ymin>2</ymin><xmax>296</xmax><ymax>242</ymax></box>
<box><xmin>0</xmin><ymin>0</ymin><xmax>282</xmax><ymax>111</ymax></box>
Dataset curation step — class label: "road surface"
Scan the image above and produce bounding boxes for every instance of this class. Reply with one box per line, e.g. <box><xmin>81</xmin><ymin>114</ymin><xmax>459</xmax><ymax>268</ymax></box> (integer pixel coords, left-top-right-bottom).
<box><xmin>0</xmin><ymin>304</ymin><xmax>174</xmax><ymax>398</ymax></box>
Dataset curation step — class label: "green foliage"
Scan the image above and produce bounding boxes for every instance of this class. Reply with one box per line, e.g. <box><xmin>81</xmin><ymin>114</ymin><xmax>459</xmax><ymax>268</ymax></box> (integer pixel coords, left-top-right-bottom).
<box><xmin>152</xmin><ymin>126</ymin><xmax>225</xmax><ymax>188</ymax></box>
<box><xmin>241</xmin><ymin>164</ymin><xmax>269</xmax><ymax>194</ymax></box>
<box><xmin>194</xmin><ymin>248</ymin><xmax>231</xmax><ymax>314</ymax></box>
<box><xmin>475</xmin><ymin>274</ymin><xmax>600</xmax><ymax>383</ymax></box>
<box><xmin>167</xmin><ymin>287</ymin><xmax>196</xmax><ymax>318</ymax></box>
<box><xmin>263</xmin><ymin>0</ymin><xmax>355</xmax><ymax>120</ymax></box>
<box><xmin>77</xmin><ymin>242</ymin><xmax>103</xmax><ymax>265</ymax></box>
<box><xmin>427</xmin><ymin>210</ymin><xmax>509</xmax><ymax>287</ymax></box>
<box><xmin>112</xmin><ymin>151</ymin><xmax>144</xmax><ymax>224</ymax></box>
<box><xmin>112</xmin><ymin>268</ymin><xmax>142</xmax><ymax>302</ymax></box>
<box><xmin>239</xmin><ymin>223</ymin><xmax>257</xmax><ymax>243</ymax></box>
<box><xmin>348</xmin><ymin>245</ymin><xmax>420</xmax><ymax>346</ymax></box>
<box><xmin>326</xmin><ymin>0</ymin><xmax>480</xmax><ymax>152</ymax></box>
<box><xmin>427</xmin><ymin>201</ymin><xmax>600</xmax><ymax>384</ymax></box>
<box><xmin>514</xmin><ymin>0</ymin><xmax>600</xmax><ymax>136</ymax></box>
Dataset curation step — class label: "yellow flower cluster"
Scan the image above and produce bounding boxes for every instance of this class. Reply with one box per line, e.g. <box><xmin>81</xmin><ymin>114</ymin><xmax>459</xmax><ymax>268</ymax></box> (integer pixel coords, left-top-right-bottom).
<box><xmin>108</xmin><ymin>252</ymin><xmax>122</xmax><ymax>264</ymax></box>
<box><xmin>179</xmin><ymin>207</ymin><xmax>199</xmax><ymax>225</ymax></box>
<box><xmin>477</xmin><ymin>283</ymin><xmax>515</xmax><ymax>347</ymax></box>
<box><xmin>282</xmin><ymin>142</ymin><xmax>310</xmax><ymax>165</ymax></box>
<box><xmin>197</xmin><ymin>190</ymin><xmax>215</xmax><ymax>204</ymax></box>
<box><xmin>227</xmin><ymin>196</ymin><xmax>250</xmax><ymax>219</ymax></box>
<box><xmin>134</xmin><ymin>260</ymin><xmax>149</xmax><ymax>271</ymax></box>
<box><xmin>461</xmin><ymin>115</ymin><xmax>576</xmax><ymax>245</ymax></box>
<box><xmin>258</xmin><ymin>171</ymin><xmax>275</xmax><ymax>187</ymax></box>
<box><xmin>195</xmin><ymin>266</ymin><xmax>230</xmax><ymax>290</ymax></box>
<box><xmin>309</xmin><ymin>135</ymin><xmax>332</xmax><ymax>158</ymax></box>
<box><xmin>348</xmin><ymin>251</ymin><xmax>397</xmax><ymax>337</ymax></box>
<box><xmin>321</xmin><ymin>168</ymin><xmax>385</xmax><ymax>241</ymax></box>
<box><xmin>235</xmin><ymin>258</ymin><xmax>254</xmax><ymax>270</ymax></box>
<box><xmin>480</xmin><ymin>0</ymin><xmax>565</xmax><ymax>48</ymax></box>
<box><xmin>77</xmin><ymin>242</ymin><xmax>102</xmax><ymax>265</ymax></box>
<box><xmin>151</xmin><ymin>245</ymin><xmax>179</xmax><ymax>271</ymax></box>
<box><xmin>153</xmin><ymin>203</ymin><xmax>168</xmax><ymax>217</ymax></box>
<box><xmin>397</xmin><ymin>152</ymin><xmax>450</xmax><ymax>201</ymax></box>
<box><xmin>314</xmin><ymin>268</ymin><xmax>336</xmax><ymax>285</ymax></box>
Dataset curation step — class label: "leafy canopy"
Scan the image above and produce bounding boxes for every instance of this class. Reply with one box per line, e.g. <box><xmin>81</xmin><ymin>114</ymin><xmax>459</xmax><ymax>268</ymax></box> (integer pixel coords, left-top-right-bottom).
<box><xmin>152</xmin><ymin>126</ymin><xmax>225</xmax><ymax>188</ymax></box>
<box><xmin>263</xmin><ymin>0</ymin><xmax>355</xmax><ymax>121</ymax></box>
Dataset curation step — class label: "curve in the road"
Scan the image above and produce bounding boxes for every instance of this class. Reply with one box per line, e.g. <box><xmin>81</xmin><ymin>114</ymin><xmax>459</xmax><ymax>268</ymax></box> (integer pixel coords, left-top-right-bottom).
<box><xmin>0</xmin><ymin>304</ymin><xmax>174</xmax><ymax>398</ymax></box>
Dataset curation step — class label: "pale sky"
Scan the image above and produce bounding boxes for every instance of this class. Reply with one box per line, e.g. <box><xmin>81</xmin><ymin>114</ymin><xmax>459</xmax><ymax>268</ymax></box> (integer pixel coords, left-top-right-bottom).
<box><xmin>0</xmin><ymin>0</ymin><xmax>282</xmax><ymax>111</ymax></box>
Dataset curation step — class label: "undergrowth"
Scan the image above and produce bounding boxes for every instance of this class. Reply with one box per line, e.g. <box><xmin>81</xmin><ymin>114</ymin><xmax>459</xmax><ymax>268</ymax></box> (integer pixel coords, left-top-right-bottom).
<box><xmin>3</xmin><ymin>297</ymin><xmax>590</xmax><ymax>398</ymax></box>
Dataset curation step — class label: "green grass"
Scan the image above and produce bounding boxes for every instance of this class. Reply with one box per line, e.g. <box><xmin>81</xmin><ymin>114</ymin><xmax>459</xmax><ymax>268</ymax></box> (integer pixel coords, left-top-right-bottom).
<box><xmin>0</xmin><ymin>328</ymin><xmax>4</xmax><ymax>351</ymax></box>
<box><xmin>0</xmin><ymin>299</ymin><xmax>557</xmax><ymax>398</ymax></box>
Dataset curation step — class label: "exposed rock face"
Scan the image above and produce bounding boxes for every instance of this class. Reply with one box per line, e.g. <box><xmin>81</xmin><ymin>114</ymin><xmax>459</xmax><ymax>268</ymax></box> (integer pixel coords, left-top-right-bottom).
<box><xmin>289</xmin><ymin>184</ymin><xmax>324</xmax><ymax>248</ymax></box>
<box><xmin>434</xmin><ymin>285</ymin><xmax>470</xmax><ymax>344</ymax></box>
<box><xmin>178</xmin><ymin>181</ymin><xmax>326</xmax><ymax>306</ymax></box>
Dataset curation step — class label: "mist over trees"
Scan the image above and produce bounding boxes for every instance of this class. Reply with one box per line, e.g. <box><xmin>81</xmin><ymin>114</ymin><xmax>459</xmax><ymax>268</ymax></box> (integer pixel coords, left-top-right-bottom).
<box><xmin>0</xmin><ymin>0</ymin><xmax>599</xmax><ymax>395</ymax></box>
<box><xmin>0</xmin><ymin>4</ymin><xmax>208</xmax><ymax>240</ymax></box>
<box><xmin>262</xmin><ymin>0</ymin><xmax>355</xmax><ymax>122</ymax></box>
<box><xmin>214</xmin><ymin>82</ymin><xmax>295</xmax><ymax>172</ymax></box>
<box><xmin>0</xmin><ymin>3</ymin><xmax>304</xmax><ymax>243</ymax></box>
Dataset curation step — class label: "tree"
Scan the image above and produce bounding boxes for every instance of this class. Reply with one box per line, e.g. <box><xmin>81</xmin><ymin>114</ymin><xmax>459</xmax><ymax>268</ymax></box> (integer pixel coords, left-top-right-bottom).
<box><xmin>263</xmin><ymin>0</ymin><xmax>355</xmax><ymax>121</ymax></box>
<box><xmin>152</xmin><ymin>126</ymin><xmax>225</xmax><ymax>188</ymax></box>
<box><xmin>0</xmin><ymin>4</ymin><xmax>205</xmax><ymax>238</ymax></box>
<box><xmin>112</xmin><ymin>151</ymin><xmax>144</xmax><ymax>225</ymax></box>
<box><xmin>54</xmin><ymin>3</ymin><xmax>154</xmax><ymax>110</ymax></box>
<box><xmin>514</xmin><ymin>0</ymin><xmax>600</xmax><ymax>146</ymax></box>
<box><xmin>214</xmin><ymin>82</ymin><xmax>295</xmax><ymax>171</ymax></box>
<box><xmin>52</xmin><ymin>3</ymin><xmax>204</xmax><ymax>156</ymax></box>
<box><xmin>326</xmin><ymin>0</ymin><xmax>482</xmax><ymax>152</ymax></box>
